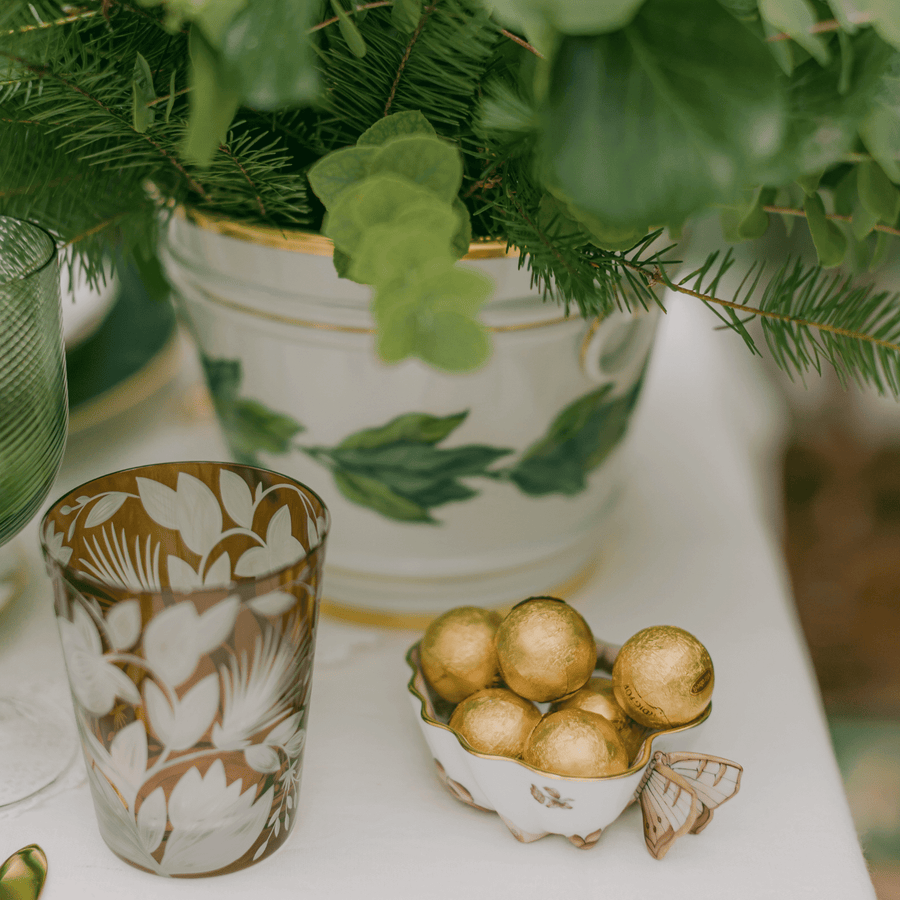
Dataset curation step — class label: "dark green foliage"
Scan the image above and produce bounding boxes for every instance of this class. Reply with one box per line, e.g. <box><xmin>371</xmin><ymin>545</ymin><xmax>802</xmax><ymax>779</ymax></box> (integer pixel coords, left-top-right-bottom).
<box><xmin>1</xmin><ymin>0</ymin><xmax>900</xmax><ymax>390</ymax></box>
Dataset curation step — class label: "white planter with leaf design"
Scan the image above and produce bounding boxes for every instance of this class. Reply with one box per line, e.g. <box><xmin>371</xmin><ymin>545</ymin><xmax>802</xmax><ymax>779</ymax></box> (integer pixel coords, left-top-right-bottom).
<box><xmin>162</xmin><ymin>210</ymin><xmax>660</xmax><ymax>622</ymax></box>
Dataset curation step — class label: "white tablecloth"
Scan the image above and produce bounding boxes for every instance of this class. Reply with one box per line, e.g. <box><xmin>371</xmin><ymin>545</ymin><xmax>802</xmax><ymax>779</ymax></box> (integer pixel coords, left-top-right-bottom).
<box><xmin>0</xmin><ymin>294</ymin><xmax>875</xmax><ymax>899</ymax></box>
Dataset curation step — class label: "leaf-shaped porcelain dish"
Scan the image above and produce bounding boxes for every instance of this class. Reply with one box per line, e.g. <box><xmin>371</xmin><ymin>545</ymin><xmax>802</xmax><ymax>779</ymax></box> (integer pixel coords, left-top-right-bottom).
<box><xmin>406</xmin><ymin>639</ymin><xmax>711</xmax><ymax>848</ymax></box>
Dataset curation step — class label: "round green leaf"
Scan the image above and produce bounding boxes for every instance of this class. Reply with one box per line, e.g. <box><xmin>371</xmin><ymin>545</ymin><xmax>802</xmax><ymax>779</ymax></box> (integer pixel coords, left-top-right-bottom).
<box><xmin>369</xmin><ymin>135</ymin><xmax>463</xmax><ymax>203</ymax></box>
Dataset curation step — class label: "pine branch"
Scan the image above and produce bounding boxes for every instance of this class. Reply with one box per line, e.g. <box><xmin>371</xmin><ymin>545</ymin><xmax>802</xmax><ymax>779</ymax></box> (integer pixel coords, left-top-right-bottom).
<box><xmin>665</xmin><ymin>252</ymin><xmax>900</xmax><ymax>395</ymax></box>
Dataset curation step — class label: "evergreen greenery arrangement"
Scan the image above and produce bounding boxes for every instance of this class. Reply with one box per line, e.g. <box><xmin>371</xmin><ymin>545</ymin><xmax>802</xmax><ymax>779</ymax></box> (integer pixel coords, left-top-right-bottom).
<box><xmin>2</xmin><ymin>0</ymin><xmax>900</xmax><ymax>385</ymax></box>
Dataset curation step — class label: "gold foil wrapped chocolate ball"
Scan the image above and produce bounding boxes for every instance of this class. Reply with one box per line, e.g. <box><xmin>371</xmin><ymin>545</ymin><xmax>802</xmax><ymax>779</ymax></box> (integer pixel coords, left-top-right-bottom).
<box><xmin>449</xmin><ymin>688</ymin><xmax>542</xmax><ymax>758</ymax></box>
<box><xmin>421</xmin><ymin>606</ymin><xmax>502</xmax><ymax>704</ymax></box>
<box><xmin>523</xmin><ymin>709</ymin><xmax>629</xmax><ymax>777</ymax></box>
<box><xmin>495</xmin><ymin>597</ymin><xmax>596</xmax><ymax>702</ymax></box>
<box><xmin>552</xmin><ymin>676</ymin><xmax>646</xmax><ymax>761</ymax></box>
<box><xmin>612</xmin><ymin>625</ymin><xmax>714</xmax><ymax>729</ymax></box>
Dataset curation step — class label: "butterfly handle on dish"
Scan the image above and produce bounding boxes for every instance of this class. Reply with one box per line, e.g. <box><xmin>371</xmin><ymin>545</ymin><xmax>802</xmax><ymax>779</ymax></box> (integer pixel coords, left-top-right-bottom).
<box><xmin>635</xmin><ymin>750</ymin><xmax>743</xmax><ymax>860</ymax></box>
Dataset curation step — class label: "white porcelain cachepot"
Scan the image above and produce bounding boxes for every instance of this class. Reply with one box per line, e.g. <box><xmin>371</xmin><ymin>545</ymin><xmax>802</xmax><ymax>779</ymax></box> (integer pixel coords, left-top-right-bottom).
<box><xmin>161</xmin><ymin>210</ymin><xmax>660</xmax><ymax>624</ymax></box>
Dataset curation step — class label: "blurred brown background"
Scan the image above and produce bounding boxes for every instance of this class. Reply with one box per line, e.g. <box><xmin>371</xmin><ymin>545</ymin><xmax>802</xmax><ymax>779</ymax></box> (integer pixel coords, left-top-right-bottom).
<box><xmin>781</xmin><ymin>381</ymin><xmax>900</xmax><ymax>900</ymax></box>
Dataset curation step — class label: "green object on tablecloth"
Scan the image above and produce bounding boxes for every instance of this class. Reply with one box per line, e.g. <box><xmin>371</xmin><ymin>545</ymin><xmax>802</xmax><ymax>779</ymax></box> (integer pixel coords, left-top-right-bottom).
<box><xmin>65</xmin><ymin>264</ymin><xmax>176</xmax><ymax>412</ymax></box>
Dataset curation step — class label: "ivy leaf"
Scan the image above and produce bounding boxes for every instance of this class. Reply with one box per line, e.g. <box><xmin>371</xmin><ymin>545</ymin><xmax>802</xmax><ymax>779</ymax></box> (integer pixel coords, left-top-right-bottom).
<box><xmin>858</xmin><ymin>159</ymin><xmax>900</xmax><ymax>223</ymax></box>
<box><xmin>392</xmin><ymin>0</ymin><xmax>423</xmax><ymax>33</ymax></box>
<box><xmin>222</xmin><ymin>0</ymin><xmax>319</xmax><ymax>108</ymax></box>
<box><xmin>131</xmin><ymin>53</ymin><xmax>156</xmax><ymax>134</ymax></box>
<box><xmin>541</xmin><ymin>0</ymin><xmax>787</xmax><ymax>230</ymax></box>
<box><xmin>804</xmin><ymin>192</ymin><xmax>847</xmax><ymax>268</ymax></box>
<box><xmin>183</xmin><ymin>27</ymin><xmax>241</xmax><ymax>166</ymax></box>
<box><xmin>759</xmin><ymin>0</ymin><xmax>830</xmax><ymax>65</ymax></box>
<box><xmin>307</xmin><ymin>146</ymin><xmax>377</xmax><ymax>208</ymax></box>
<box><xmin>506</xmin><ymin>378</ymin><xmax>645</xmax><ymax>496</ymax></box>
<box><xmin>357</xmin><ymin>110</ymin><xmax>436</xmax><ymax>147</ymax></box>
<box><xmin>369</xmin><ymin>135</ymin><xmax>463</xmax><ymax>203</ymax></box>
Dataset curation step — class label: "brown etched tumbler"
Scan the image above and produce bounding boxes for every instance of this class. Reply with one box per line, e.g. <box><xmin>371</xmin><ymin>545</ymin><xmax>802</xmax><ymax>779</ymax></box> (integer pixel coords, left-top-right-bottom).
<box><xmin>40</xmin><ymin>462</ymin><xmax>329</xmax><ymax>877</ymax></box>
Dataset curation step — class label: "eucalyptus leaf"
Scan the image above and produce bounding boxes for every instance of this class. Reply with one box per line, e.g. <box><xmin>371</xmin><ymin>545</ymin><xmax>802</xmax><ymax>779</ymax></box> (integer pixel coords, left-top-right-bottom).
<box><xmin>372</xmin><ymin>262</ymin><xmax>494</xmax><ymax>371</ymax></box>
<box><xmin>184</xmin><ymin>27</ymin><xmax>241</xmax><ymax>166</ymax></box>
<box><xmin>858</xmin><ymin>160</ymin><xmax>900</xmax><ymax>222</ymax></box>
<box><xmin>307</xmin><ymin>146</ymin><xmax>377</xmax><ymax>207</ymax></box>
<box><xmin>541</xmin><ymin>0</ymin><xmax>787</xmax><ymax>230</ymax></box>
<box><xmin>222</xmin><ymin>0</ymin><xmax>319</xmax><ymax>108</ymax></box>
<box><xmin>451</xmin><ymin>197</ymin><xmax>473</xmax><ymax>259</ymax></box>
<box><xmin>349</xmin><ymin>214</ymin><xmax>458</xmax><ymax>284</ymax></box>
<box><xmin>132</xmin><ymin>52</ymin><xmax>156</xmax><ymax>134</ymax></box>
<box><xmin>369</xmin><ymin>135</ymin><xmax>463</xmax><ymax>203</ymax></box>
<box><xmin>357</xmin><ymin>110</ymin><xmax>436</xmax><ymax>147</ymax></box>
<box><xmin>324</xmin><ymin>174</ymin><xmax>441</xmax><ymax>255</ymax></box>
<box><xmin>804</xmin><ymin>192</ymin><xmax>847</xmax><ymax>267</ymax></box>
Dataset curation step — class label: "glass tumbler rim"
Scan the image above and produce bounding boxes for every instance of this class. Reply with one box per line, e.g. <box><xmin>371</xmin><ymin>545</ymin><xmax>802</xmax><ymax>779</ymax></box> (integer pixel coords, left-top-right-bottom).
<box><xmin>0</xmin><ymin>215</ymin><xmax>58</xmax><ymax>287</ymax></box>
<box><xmin>40</xmin><ymin>459</ymin><xmax>331</xmax><ymax>595</ymax></box>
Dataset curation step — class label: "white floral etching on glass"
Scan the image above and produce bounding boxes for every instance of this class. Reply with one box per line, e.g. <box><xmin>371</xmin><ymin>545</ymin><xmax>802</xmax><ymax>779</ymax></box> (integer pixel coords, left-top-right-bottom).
<box><xmin>47</xmin><ymin>470</ymin><xmax>323</xmax><ymax>875</ymax></box>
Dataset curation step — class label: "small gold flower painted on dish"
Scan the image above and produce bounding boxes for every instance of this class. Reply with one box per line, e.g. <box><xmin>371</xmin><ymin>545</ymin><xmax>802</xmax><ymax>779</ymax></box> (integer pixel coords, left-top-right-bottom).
<box><xmin>449</xmin><ymin>688</ymin><xmax>542</xmax><ymax>758</ymax></box>
<box><xmin>494</xmin><ymin>597</ymin><xmax>595</xmax><ymax>702</ymax></box>
<box><xmin>612</xmin><ymin>625</ymin><xmax>714</xmax><ymax>729</ymax></box>
<box><xmin>523</xmin><ymin>708</ymin><xmax>629</xmax><ymax>778</ymax></box>
<box><xmin>420</xmin><ymin>606</ymin><xmax>502</xmax><ymax>704</ymax></box>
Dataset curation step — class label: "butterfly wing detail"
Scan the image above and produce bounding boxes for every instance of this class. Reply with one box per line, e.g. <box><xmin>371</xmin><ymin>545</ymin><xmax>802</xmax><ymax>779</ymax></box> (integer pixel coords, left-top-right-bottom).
<box><xmin>636</xmin><ymin>760</ymin><xmax>701</xmax><ymax>859</ymax></box>
<box><xmin>636</xmin><ymin>751</ymin><xmax>743</xmax><ymax>859</ymax></box>
<box><xmin>661</xmin><ymin>752</ymin><xmax>743</xmax><ymax>834</ymax></box>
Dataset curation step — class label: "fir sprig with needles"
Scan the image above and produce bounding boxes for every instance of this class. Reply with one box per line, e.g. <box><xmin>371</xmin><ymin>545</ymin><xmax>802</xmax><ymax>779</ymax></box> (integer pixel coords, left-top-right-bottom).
<box><xmin>1</xmin><ymin>0</ymin><xmax>900</xmax><ymax>384</ymax></box>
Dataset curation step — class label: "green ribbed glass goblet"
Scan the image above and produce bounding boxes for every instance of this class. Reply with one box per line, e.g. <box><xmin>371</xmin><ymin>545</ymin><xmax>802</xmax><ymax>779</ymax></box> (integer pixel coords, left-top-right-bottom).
<box><xmin>0</xmin><ymin>216</ymin><xmax>72</xmax><ymax>806</ymax></box>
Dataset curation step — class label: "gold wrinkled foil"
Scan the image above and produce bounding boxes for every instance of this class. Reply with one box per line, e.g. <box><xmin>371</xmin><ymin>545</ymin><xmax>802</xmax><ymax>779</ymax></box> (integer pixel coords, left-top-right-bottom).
<box><xmin>552</xmin><ymin>676</ymin><xmax>646</xmax><ymax>761</ymax></box>
<box><xmin>495</xmin><ymin>597</ymin><xmax>596</xmax><ymax>702</ymax></box>
<box><xmin>612</xmin><ymin>625</ymin><xmax>714</xmax><ymax>728</ymax></box>
<box><xmin>421</xmin><ymin>606</ymin><xmax>502</xmax><ymax>704</ymax></box>
<box><xmin>523</xmin><ymin>708</ymin><xmax>629</xmax><ymax>778</ymax></box>
<box><xmin>449</xmin><ymin>688</ymin><xmax>542</xmax><ymax>758</ymax></box>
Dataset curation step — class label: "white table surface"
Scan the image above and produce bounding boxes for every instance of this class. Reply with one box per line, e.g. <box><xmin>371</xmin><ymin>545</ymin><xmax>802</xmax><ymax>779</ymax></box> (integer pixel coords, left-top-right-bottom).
<box><xmin>0</xmin><ymin>293</ymin><xmax>875</xmax><ymax>899</ymax></box>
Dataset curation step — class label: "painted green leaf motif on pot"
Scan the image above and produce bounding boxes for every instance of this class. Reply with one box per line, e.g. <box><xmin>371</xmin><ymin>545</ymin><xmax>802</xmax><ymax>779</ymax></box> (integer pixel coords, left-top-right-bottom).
<box><xmin>199</xmin><ymin>356</ymin><xmax>648</xmax><ymax>521</ymax></box>
<box><xmin>506</xmin><ymin>376</ymin><xmax>646</xmax><ymax>497</ymax></box>
<box><xmin>200</xmin><ymin>356</ymin><xmax>305</xmax><ymax>466</ymax></box>
<box><xmin>322</xmin><ymin>411</ymin><xmax>513</xmax><ymax>523</ymax></box>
